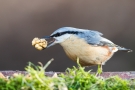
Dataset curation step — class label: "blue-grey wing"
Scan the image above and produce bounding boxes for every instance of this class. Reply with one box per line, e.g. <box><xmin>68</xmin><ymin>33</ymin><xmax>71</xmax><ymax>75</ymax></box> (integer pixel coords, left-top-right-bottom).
<box><xmin>78</xmin><ymin>30</ymin><xmax>103</xmax><ymax>45</ymax></box>
<box><xmin>78</xmin><ymin>30</ymin><xmax>115</xmax><ymax>46</ymax></box>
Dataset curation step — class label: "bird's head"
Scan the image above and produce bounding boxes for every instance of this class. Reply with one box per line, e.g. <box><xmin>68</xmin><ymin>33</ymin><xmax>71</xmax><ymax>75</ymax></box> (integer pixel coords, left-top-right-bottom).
<box><xmin>43</xmin><ymin>27</ymin><xmax>82</xmax><ymax>48</ymax></box>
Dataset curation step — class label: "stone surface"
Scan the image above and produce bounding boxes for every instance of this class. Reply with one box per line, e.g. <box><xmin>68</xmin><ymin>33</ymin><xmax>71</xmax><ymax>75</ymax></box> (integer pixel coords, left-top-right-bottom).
<box><xmin>0</xmin><ymin>71</ymin><xmax>135</xmax><ymax>79</ymax></box>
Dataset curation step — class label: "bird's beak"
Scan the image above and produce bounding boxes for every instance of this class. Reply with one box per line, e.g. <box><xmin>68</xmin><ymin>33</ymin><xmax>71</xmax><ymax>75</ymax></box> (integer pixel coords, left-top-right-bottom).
<box><xmin>42</xmin><ymin>36</ymin><xmax>56</xmax><ymax>48</ymax></box>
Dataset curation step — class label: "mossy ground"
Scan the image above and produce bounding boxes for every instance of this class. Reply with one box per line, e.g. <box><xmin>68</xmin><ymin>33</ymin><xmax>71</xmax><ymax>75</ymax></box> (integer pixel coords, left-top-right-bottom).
<box><xmin>0</xmin><ymin>59</ymin><xmax>135</xmax><ymax>90</ymax></box>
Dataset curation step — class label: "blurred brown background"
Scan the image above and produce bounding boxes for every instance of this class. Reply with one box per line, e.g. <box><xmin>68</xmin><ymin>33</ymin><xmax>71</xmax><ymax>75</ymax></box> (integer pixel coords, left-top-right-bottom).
<box><xmin>0</xmin><ymin>0</ymin><xmax>134</xmax><ymax>72</ymax></box>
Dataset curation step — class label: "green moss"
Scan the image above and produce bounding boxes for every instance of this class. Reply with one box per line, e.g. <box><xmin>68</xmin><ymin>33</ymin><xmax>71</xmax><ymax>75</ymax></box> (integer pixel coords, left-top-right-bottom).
<box><xmin>0</xmin><ymin>59</ymin><xmax>134</xmax><ymax>90</ymax></box>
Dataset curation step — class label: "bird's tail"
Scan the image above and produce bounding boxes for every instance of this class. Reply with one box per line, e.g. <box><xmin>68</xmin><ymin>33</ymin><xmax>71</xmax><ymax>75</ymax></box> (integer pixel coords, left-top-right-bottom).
<box><xmin>117</xmin><ymin>46</ymin><xmax>132</xmax><ymax>52</ymax></box>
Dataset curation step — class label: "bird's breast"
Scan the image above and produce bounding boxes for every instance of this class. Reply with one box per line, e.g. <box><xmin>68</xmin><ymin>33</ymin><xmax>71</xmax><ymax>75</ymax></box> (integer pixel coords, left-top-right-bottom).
<box><xmin>60</xmin><ymin>35</ymin><xmax>116</xmax><ymax>66</ymax></box>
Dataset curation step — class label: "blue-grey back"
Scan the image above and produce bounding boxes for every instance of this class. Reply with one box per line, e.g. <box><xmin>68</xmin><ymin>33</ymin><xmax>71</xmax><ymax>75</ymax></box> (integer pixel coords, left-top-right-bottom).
<box><xmin>77</xmin><ymin>29</ymin><xmax>103</xmax><ymax>45</ymax></box>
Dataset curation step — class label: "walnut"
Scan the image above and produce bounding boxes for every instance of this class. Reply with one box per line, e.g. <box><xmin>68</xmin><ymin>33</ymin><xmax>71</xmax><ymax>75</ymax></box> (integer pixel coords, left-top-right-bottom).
<box><xmin>32</xmin><ymin>37</ymin><xmax>47</xmax><ymax>50</ymax></box>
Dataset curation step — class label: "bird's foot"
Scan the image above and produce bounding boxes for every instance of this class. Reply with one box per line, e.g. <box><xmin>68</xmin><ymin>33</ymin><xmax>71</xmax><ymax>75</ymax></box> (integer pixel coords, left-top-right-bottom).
<box><xmin>95</xmin><ymin>64</ymin><xmax>102</xmax><ymax>76</ymax></box>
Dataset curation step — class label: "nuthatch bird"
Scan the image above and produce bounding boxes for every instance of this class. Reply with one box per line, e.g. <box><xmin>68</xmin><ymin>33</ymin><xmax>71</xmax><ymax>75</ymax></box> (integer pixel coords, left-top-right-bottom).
<box><xmin>43</xmin><ymin>27</ymin><xmax>132</xmax><ymax>73</ymax></box>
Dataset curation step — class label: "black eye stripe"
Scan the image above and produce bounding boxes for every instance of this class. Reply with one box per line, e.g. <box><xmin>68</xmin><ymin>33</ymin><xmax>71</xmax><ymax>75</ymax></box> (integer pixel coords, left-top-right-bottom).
<box><xmin>51</xmin><ymin>31</ymin><xmax>82</xmax><ymax>37</ymax></box>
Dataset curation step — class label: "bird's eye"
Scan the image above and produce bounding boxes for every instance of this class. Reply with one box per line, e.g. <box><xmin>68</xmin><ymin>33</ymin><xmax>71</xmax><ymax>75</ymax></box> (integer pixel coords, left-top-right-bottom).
<box><xmin>52</xmin><ymin>32</ymin><xmax>61</xmax><ymax>37</ymax></box>
<box><xmin>57</xmin><ymin>33</ymin><xmax>60</xmax><ymax>36</ymax></box>
<box><xmin>56</xmin><ymin>32</ymin><xmax>63</xmax><ymax>37</ymax></box>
